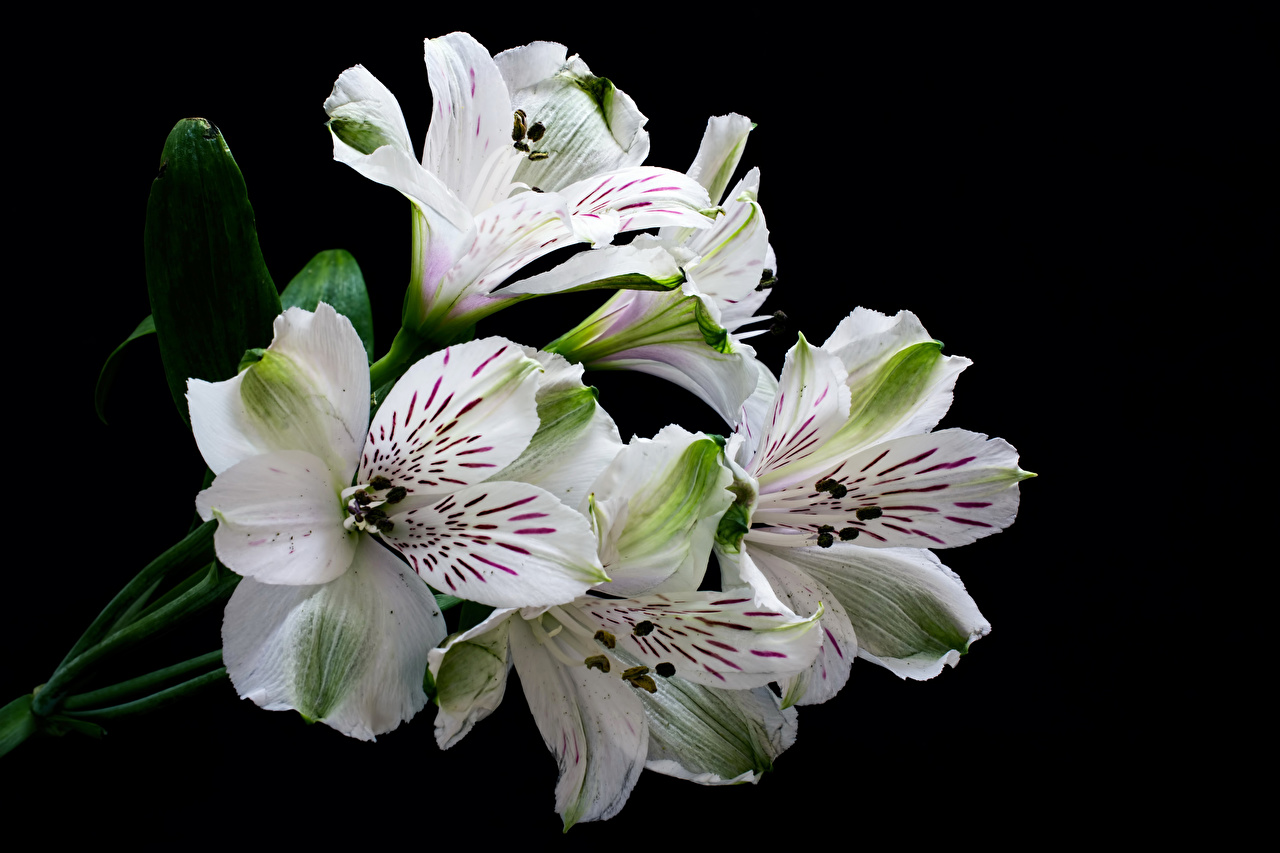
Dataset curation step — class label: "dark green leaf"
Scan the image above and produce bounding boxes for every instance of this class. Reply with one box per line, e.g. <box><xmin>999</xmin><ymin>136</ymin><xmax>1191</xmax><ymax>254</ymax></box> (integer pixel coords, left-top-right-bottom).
<box><xmin>94</xmin><ymin>315</ymin><xmax>156</xmax><ymax>425</ymax></box>
<box><xmin>0</xmin><ymin>694</ymin><xmax>37</xmax><ymax>758</ymax></box>
<box><xmin>280</xmin><ymin>250</ymin><xmax>375</xmax><ymax>361</ymax></box>
<box><xmin>145</xmin><ymin>118</ymin><xmax>281</xmax><ymax>424</ymax></box>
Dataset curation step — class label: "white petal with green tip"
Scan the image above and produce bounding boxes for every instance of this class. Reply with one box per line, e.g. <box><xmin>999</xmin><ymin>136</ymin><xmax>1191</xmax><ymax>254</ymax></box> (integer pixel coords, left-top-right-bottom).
<box><xmin>586</xmin><ymin>425</ymin><xmax>733</xmax><ymax>596</ymax></box>
<box><xmin>753</xmin><ymin>541</ymin><xmax>989</xmax><ymax>680</ymax></box>
<box><xmin>752</xmin><ymin>429</ymin><xmax>1029</xmax><ymax>549</ymax></box>
<box><xmin>508</xmin><ymin>616</ymin><xmax>647</xmax><ymax>828</ymax></box>
<box><xmin>188</xmin><ymin>304</ymin><xmax>369</xmax><ymax>479</ymax></box>
<box><xmin>429</xmin><ymin>607</ymin><xmax>516</xmax><ymax>749</ymax></box>
<box><xmin>684</xmin><ymin>113</ymin><xmax>754</xmax><ymax>206</ymax></box>
<box><xmin>381</xmin><ymin>480</ymin><xmax>607</xmax><ymax>607</ymax></box>
<box><xmin>567</xmin><ymin>590</ymin><xmax>820</xmax><ymax>690</ymax></box>
<box><xmin>221</xmin><ymin>535</ymin><xmax>445</xmax><ymax>740</ymax></box>
<box><xmin>747</xmin><ymin>546</ymin><xmax>857</xmax><ymax>706</ymax></box>
<box><xmin>360</xmin><ymin>337</ymin><xmax>542</xmax><ymax>498</ymax></box>
<box><xmin>324</xmin><ymin>64</ymin><xmax>415</xmax><ymax>159</ymax></box>
<box><xmin>681</xmin><ymin>168</ymin><xmax>770</xmax><ymax>307</ymax></box>
<box><xmin>196</xmin><ymin>450</ymin><xmax>355</xmax><ymax>586</ymax></box>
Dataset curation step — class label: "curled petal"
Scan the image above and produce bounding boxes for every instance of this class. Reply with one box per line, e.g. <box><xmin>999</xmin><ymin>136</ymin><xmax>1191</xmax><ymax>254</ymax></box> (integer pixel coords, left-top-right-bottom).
<box><xmin>684</xmin><ymin>112</ymin><xmax>754</xmax><ymax>206</ymax></box>
<box><xmin>429</xmin><ymin>607</ymin><xmax>516</xmax><ymax>749</ymax></box>
<box><xmin>560</xmin><ymin>167</ymin><xmax>714</xmax><ymax>246</ymax></box>
<box><xmin>221</xmin><ymin>535</ymin><xmax>445</xmax><ymax>740</ymax></box>
<box><xmin>196</xmin><ymin>450</ymin><xmax>354</xmax><ymax>586</ymax></box>
<box><xmin>324</xmin><ymin>64</ymin><xmax>415</xmax><ymax>159</ymax></box>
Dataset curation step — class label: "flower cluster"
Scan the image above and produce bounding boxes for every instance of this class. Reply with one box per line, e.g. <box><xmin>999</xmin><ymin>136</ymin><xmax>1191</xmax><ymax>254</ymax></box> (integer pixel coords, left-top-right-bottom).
<box><xmin>180</xmin><ymin>32</ymin><xmax>1031</xmax><ymax>829</ymax></box>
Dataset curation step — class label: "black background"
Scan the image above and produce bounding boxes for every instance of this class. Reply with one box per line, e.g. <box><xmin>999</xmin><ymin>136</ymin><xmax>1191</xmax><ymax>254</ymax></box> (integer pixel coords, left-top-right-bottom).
<box><xmin>8</xmin><ymin>10</ymin><xmax>1271</xmax><ymax>842</ymax></box>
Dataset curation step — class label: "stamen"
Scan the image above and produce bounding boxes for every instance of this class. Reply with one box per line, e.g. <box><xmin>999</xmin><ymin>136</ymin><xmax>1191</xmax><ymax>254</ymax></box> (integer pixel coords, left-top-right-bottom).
<box><xmin>828</xmin><ymin>484</ymin><xmax>848</xmax><ymax>499</ymax></box>
<box><xmin>817</xmin><ymin>532</ymin><xmax>834</xmax><ymax>548</ymax></box>
<box><xmin>627</xmin><ymin>674</ymin><xmax>657</xmax><ymax>693</ymax></box>
<box><xmin>855</xmin><ymin>506</ymin><xmax>883</xmax><ymax>520</ymax></box>
<box><xmin>386</xmin><ymin>486</ymin><xmax>407</xmax><ymax>503</ymax></box>
<box><xmin>621</xmin><ymin>665</ymin><xmax>650</xmax><ymax>681</ymax></box>
<box><xmin>755</xmin><ymin>268</ymin><xmax>777</xmax><ymax>291</ymax></box>
<box><xmin>632</xmin><ymin>621</ymin><xmax>654</xmax><ymax>637</ymax></box>
<box><xmin>527</xmin><ymin>151</ymin><xmax>549</xmax><ymax>161</ymax></box>
<box><xmin>584</xmin><ymin>655</ymin><xmax>610</xmax><ymax>673</ymax></box>
<box><xmin>528</xmin><ymin>615</ymin><xmax>587</xmax><ymax>668</ymax></box>
<box><xmin>815</xmin><ymin>478</ymin><xmax>837</xmax><ymax>491</ymax></box>
<box><xmin>839</xmin><ymin>527</ymin><xmax>859</xmax><ymax>540</ymax></box>
<box><xmin>545</xmin><ymin>624</ymin><xmax>563</xmax><ymax>639</ymax></box>
<box><xmin>370</xmin><ymin>476</ymin><xmax>393</xmax><ymax>490</ymax></box>
<box><xmin>513</xmin><ymin>141</ymin><xmax>530</xmax><ymax>152</ymax></box>
<box><xmin>375</xmin><ymin>519</ymin><xmax>394</xmax><ymax>534</ymax></box>
<box><xmin>594</xmin><ymin>630</ymin><xmax>616</xmax><ymax>649</ymax></box>
<box><xmin>770</xmin><ymin>310</ymin><xmax>789</xmax><ymax>336</ymax></box>
<box><xmin>512</xmin><ymin>110</ymin><xmax>527</xmax><ymax>141</ymax></box>
<box><xmin>655</xmin><ymin>662</ymin><xmax>675</xmax><ymax>678</ymax></box>
<box><xmin>527</xmin><ymin>122</ymin><xmax>545</xmax><ymax>141</ymax></box>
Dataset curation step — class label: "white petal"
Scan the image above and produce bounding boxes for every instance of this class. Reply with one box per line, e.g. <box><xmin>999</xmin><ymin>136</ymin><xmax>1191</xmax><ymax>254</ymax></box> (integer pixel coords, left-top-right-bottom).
<box><xmin>492</xmin><ymin>240</ymin><xmax>684</xmax><ymax>298</ymax></box>
<box><xmin>751</xmin><ymin>335</ymin><xmax>852</xmax><ymax>488</ymax></box>
<box><xmin>587</xmin><ymin>425</ymin><xmax>732</xmax><ymax>596</ymax></box>
<box><xmin>382</xmin><ymin>481</ymin><xmax>607</xmax><ymax>607</ymax></box>
<box><xmin>361</xmin><ymin>337</ymin><xmax>541</xmax><ymax>496</ymax></box>
<box><xmin>731</xmin><ymin>358</ymin><xmax>780</xmax><ymax>467</ymax></box>
<box><xmin>422</xmin><ymin>33</ymin><xmax>523</xmax><ymax>213</ymax></box>
<box><xmin>486</xmin><ymin>351</ymin><xmax>624</xmax><ymax>507</ymax></box>
<box><xmin>567</xmin><ymin>591</ymin><xmax>820</xmax><ymax>690</ymax></box>
<box><xmin>324</xmin><ymin>64</ymin><xmax>414</xmax><ymax>158</ymax></box>
<box><xmin>747</xmin><ymin>546</ymin><xmax>857</xmax><ymax>706</ymax></box>
<box><xmin>560</xmin><ymin>167</ymin><xmax>714</xmax><ymax>245</ymax></box>
<box><xmin>221</xmin><ymin>535</ymin><xmax>445</xmax><ymax>740</ymax></box>
<box><xmin>196</xmin><ymin>450</ymin><xmax>354</xmax><ymax>585</ymax></box>
<box><xmin>752</xmin><ymin>541</ymin><xmax>989</xmax><ymax>680</ymax></box>
<box><xmin>498</xmin><ymin>52</ymin><xmax>652</xmax><ymax>193</ymax></box>
<box><xmin>685</xmin><ymin>113</ymin><xmax>754</xmax><ymax>205</ymax></box>
<box><xmin>188</xmin><ymin>304</ymin><xmax>369</xmax><ymax>478</ymax></box>
<box><xmin>752</xmin><ymin>429</ymin><xmax>1031</xmax><ymax>549</ymax></box>
<box><xmin>509</xmin><ymin>616</ymin><xmax>647</xmax><ymax>828</ymax></box>
<box><xmin>492</xmin><ymin>40</ymin><xmax>567</xmax><ymax>91</ymax></box>
<box><xmin>428</xmin><ymin>607</ymin><xmax>516</xmax><ymax>749</ymax></box>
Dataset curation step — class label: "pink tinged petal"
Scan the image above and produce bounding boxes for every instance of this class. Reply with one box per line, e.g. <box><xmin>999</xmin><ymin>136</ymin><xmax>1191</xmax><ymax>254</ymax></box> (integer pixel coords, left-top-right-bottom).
<box><xmin>362</xmin><ymin>337</ymin><xmax>541</xmax><ymax>495</ymax></box>
<box><xmin>568</xmin><ymin>592</ymin><xmax>820</xmax><ymax>690</ymax></box>
<box><xmin>508</xmin><ymin>617</ymin><xmax>647</xmax><ymax>829</ymax></box>
<box><xmin>382</xmin><ymin>482</ymin><xmax>606</xmax><ymax>608</ymax></box>
<box><xmin>221</xmin><ymin>535</ymin><xmax>446</xmax><ymax>741</ymax></box>
<box><xmin>750</xmin><ymin>429</ymin><xmax>1030</xmax><ymax>549</ymax></box>
<box><xmin>196</xmin><ymin>450</ymin><xmax>354</xmax><ymax>586</ymax></box>
<box><xmin>747</xmin><ymin>546</ymin><xmax>857</xmax><ymax>707</ymax></box>
<box><xmin>559</xmin><ymin>167</ymin><xmax>713</xmax><ymax>246</ymax></box>
<box><xmin>188</xmin><ymin>304</ymin><xmax>369</xmax><ymax>478</ymax></box>
<box><xmin>751</xmin><ymin>335</ymin><xmax>852</xmax><ymax>488</ymax></box>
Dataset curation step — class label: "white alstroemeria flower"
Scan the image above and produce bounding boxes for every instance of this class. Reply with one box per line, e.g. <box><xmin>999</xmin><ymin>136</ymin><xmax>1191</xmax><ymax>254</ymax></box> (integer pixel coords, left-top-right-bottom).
<box><xmin>324</xmin><ymin>32</ymin><xmax>714</xmax><ymax>345</ymax></box>
<box><xmin>715</xmin><ymin>308</ymin><xmax>1034</xmax><ymax>706</ymax></box>
<box><xmin>540</xmin><ymin>114</ymin><xmax>774</xmax><ymax>424</ymax></box>
<box><xmin>188</xmin><ymin>304</ymin><xmax>607</xmax><ymax>738</ymax></box>
<box><xmin>428</xmin><ymin>425</ymin><xmax>820</xmax><ymax>827</ymax></box>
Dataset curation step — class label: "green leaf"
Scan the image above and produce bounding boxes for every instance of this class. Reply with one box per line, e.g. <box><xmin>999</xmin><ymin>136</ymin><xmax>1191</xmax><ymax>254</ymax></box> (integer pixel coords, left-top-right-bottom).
<box><xmin>457</xmin><ymin>601</ymin><xmax>496</xmax><ymax>634</ymax></box>
<box><xmin>94</xmin><ymin>315</ymin><xmax>156</xmax><ymax>425</ymax></box>
<box><xmin>280</xmin><ymin>250</ymin><xmax>374</xmax><ymax>361</ymax></box>
<box><xmin>0</xmin><ymin>694</ymin><xmax>37</xmax><ymax>758</ymax></box>
<box><xmin>145</xmin><ymin>118</ymin><xmax>281</xmax><ymax>425</ymax></box>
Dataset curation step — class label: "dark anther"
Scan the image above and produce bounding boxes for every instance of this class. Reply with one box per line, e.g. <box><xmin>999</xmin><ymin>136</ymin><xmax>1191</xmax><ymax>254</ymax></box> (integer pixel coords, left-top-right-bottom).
<box><xmin>364</xmin><ymin>508</ymin><xmax>387</xmax><ymax>521</ymax></box>
<box><xmin>621</xmin><ymin>665</ymin><xmax>650</xmax><ymax>680</ymax></box>
<box><xmin>770</xmin><ymin>310</ymin><xmax>788</xmax><ymax>336</ymax></box>
<box><xmin>594</xmin><ymin>630</ymin><xmax>617</xmax><ymax>649</ymax></box>
<box><xmin>386</xmin><ymin>486</ymin><xmax>408</xmax><ymax>503</ymax></box>
<box><xmin>655</xmin><ymin>662</ymin><xmax>676</xmax><ymax>678</ymax></box>
<box><xmin>530</xmin><ymin>186</ymin><xmax>544</xmax><ymax>193</ymax></box>
<box><xmin>353</xmin><ymin>491</ymin><xmax>373</xmax><ymax>506</ymax></box>
<box><xmin>839</xmin><ymin>527</ymin><xmax>859</xmax><ymax>540</ymax></box>
<box><xmin>584</xmin><ymin>655</ymin><xmax>610</xmax><ymax>673</ymax></box>
<box><xmin>512</xmin><ymin>110</ymin><xmax>527</xmax><ymax>141</ymax></box>
<box><xmin>370</xmin><ymin>476</ymin><xmax>393</xmax><ymax>490</ymax></box>
<box><xmin>527</xmin><ymin>122</ymin><xmax>545</xmax><ymax>141</ymax></box>
<box><xmin>817</xmin><ymin>525</ymin><xmax>835</xmax><ymax>534</ymax></box>
<box><xmin>513</xmin><ymin>140</ymin><xmax>530</xmax><ymax>152</ymax></box>
<box><xmin>632</xmin><ymin>620</ymin><xmax>654</xmax><ymax>636</ymax></box>
<box><xmin>755</xmin><ymin>268</ymin><xmax>777</xmax><ymax>291</ymax></box>
<box><xmin>815</xmin><ymin>478</ymin><xmax>837</xmax><ymax>491</ymax></box>
<box><xmin>829</xmin><ymin>484</ymin><xmax>848</xmax><ymax>499</ymax></box>
<box><xmin>817</xmin><ymin>532</ymin><xmax>834</xmax><ymax>548</ymax></box>
<box><xmin>528</xmin><ymin>151</ymin><xmax>549</xmax><ymax>161</ymax></box>
<box><xmin>376</xmin><ymin>519</ymin><xmax>395</xmax><ymax>534</ymax></box>
<box><xmin>628</xmin><ymin>674</ymin><xmax>658</xmax><ymax>693</ymax></box>
<box><xmin>855</xmin><ymin>506</ymin><xmax>883</xmax><ymax>520</ymax></box>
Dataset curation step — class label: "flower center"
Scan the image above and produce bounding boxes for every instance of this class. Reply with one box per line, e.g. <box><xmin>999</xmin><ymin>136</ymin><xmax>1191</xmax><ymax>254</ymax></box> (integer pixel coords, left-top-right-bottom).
<box><xmin>511</xmin><ymin>109</ymin><xmax>550</xmax><ymax>161</ymax></box>
<box><xmin>341</xmin><ymin>476</ymin><xmax>407</xmax><ymax>535</ymax></box>
<box><xmin>527</xmin><ymin>607</ymin><xmax>678</xmax><ymax>693</ymax></box>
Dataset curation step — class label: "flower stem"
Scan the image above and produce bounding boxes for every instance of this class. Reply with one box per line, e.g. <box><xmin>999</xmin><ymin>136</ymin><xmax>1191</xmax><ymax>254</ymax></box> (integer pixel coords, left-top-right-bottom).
<box><xmin>62</xmin><ymin>668</ymin><xmax>228</xmax><ymax>721</ymax></box>
<box><xmin>61</xmin><ymin>650</ymin><xmax>223</xmax><ymax>711</ymax></box>
<box><xmin>369</xmin><ymin>326</ymin><xmax>428</xmax><ymax>391</ymax></box>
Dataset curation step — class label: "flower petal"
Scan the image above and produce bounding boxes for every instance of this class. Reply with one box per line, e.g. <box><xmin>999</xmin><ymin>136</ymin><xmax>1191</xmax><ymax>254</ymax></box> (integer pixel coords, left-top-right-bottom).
<box><xmin>428</xmin><ymin>607</ymin><xmax>516</xmax><ymax>749</ymax></box>
<box><xmin>422</xmin><ymin>33</ymin><xmax>523</xmax><ymax>213</ymax></box>
<box><xmin>752</xmin><ymin>429</ymin><xmax>1031</xmax><ymax>549</ymax></box>
<box><xmin>188</xmin><ymin>304</ymin><xmax>369</xmax><ymax>478</ymax></box>
<box><xmin>382</xmin><ymin>481</ymin><xmax>607</xmax><ymax>607</ymax></box>
<box><xmin>684</xmin><ymin>113</ymin><xmax>754</xmax><ymax>206</ymax></box>
<box><xmin>360</xmin><ymin>336</ymin><xmax>541</xmax><ymax>497</ymax></box>
<box><xmin>750</xmin><ymin>334</ymin><xmax>852</xmax><ymax>488</ymax></box>
<box><xmin>221</xmin><ymin>535</ymin><xmax>445</xmax><ymax>739</ymax></box>
<box><xmin>324</xmin><ymin>64</ymin><xmax>415</xmax><ymax>158</ymax></box>
<box><xmin>587</xmin><ymin>425</ymin><xmax>733</xmax><ymax>596</ymax></box>
<box><xmin>560</xmin><ymin>167</ymin><xmax>714</xmax><ymax>246</ymax></box>
<box><xmin>495</xmin><ymin>48</ymin><xmax>652</xmax><ymax>193</ymax></box>
<box><xmin>508</xmin><ymin>616</ymin><xmax>647</xmax><ymax>828</ymax></box>
<box><xmin>567</xmin><ymin>591</ymin><xmax>821</xmax><ymax>690</ymax></box>
<box><xmin>751</xmin><ymin>541</ymin><xmax>989</xmax><ymax>680</ymax></box>
<box><xmin>747</xmin><ymin>546</ymin><xmax>858</xmax><ymax>707</ymax></box>
<box><xmin>486</xmin><ymin>351</ymin><xmax>623</xmax><ymax>508</ymax></box>
<box><xmin>731</xmin><ymin>358</ymin><xmax>780</xmax><ymax>468</ymax></box>
<box><xmin>492</xmin><ymin>239</ymin><xmax>685</xmax><ymax>298</ymax></box>
<box><xmin>196</xmin><ymin>450</ymin><xmax>354</xmax><ymax>585</ymax></box>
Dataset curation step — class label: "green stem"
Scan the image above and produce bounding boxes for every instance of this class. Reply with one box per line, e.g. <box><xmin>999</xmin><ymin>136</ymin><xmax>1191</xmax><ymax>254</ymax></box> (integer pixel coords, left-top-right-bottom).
<box><xmin>33</xmin><ymin>561</ymin><xmax>238</xmax><ymax>716</ymax></box>
<box><xmin>61</xmin><ymin>651</ymin><xmax>223</xmax><ymax>711</ymax></box>
<box><xmin>369</xmin><ymin>326</ymin><xmax>428</xmax><ymax>390</ymax></box>
<box><xmin>53</xmin><ymin>521</ymin><xmax>216</xmax><ymax>675</ymax></box>
<box><xmin>63</xmin><ymin>669</ymin><xmax>228</xmax><ymax>721</ymax></box>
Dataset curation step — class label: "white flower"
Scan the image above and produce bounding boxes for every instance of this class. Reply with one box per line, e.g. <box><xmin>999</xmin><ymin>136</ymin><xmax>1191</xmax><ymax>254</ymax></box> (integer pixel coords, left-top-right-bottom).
<box><xmin>188</xmin><ymin>303</ymin><xmax>607</xmax><ymax>738</ymax></box>
<box><xmin>716</xmin><ymin>308</ymin><xmax>1034</xmax><ymax>705</ymax></box>
<box><xmin>540</xmin><ymin>114</ymin><xmax>774</xmax><ymax>424</ymax></box>
<box><xmin>428</xmin><ymin>424</ymin><xmax>820</xmax><ymax>827</ymax></box>
<box><xmin>323</xmin><ymin>33</ymin><xmax>715</xmax><ymax>345</ymax></box>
